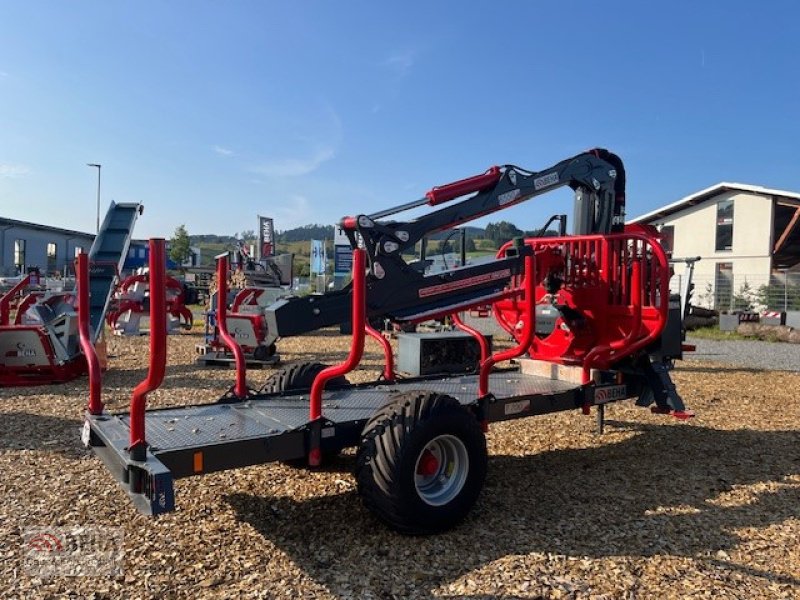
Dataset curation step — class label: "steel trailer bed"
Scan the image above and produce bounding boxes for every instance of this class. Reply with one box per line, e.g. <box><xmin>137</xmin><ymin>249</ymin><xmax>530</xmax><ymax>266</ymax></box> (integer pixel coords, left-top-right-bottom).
<box><xmin>84</xmin><ymin>369</ymin><xmax>636</xmax><ymax>515</ymax></box>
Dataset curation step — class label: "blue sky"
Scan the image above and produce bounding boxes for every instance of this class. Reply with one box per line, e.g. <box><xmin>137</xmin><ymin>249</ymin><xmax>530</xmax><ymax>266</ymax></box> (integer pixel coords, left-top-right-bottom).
<box><xmin>1</xmin><ymin>1</ymin><xmax>798</xmax><ymax>239</ymax></box>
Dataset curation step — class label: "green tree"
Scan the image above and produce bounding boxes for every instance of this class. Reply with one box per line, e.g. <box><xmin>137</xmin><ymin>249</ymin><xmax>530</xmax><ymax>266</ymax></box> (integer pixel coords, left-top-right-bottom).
<box><xmin>169</xmin><ymin>224</ymin><xmax>191</xmax><ymax>266</ymax></box>
<box><xmin>485</xmin><ymin>221</ymin><xmax>523</xmax><ymax>246</ymax></box>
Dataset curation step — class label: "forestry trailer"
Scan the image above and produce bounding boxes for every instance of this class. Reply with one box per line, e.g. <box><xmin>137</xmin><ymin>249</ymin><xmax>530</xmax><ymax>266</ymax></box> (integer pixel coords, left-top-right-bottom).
<box><xmin>81</xmin><ymin>149</ymin><xmax>692</xmax><ymax>534</ymax></box>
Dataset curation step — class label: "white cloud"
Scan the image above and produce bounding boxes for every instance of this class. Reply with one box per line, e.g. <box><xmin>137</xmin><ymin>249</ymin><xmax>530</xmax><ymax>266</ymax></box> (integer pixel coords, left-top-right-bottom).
<box><xmin>214</xmin><ymin>145</ymin><xmax>234</xmax><ymax>156</ymax></box>
<box><xmin>271</xmin><ymin>195</ymin><xmax>314</xmax><ymax>229</ymax></box>
<box><xmin>0</xmin><ymin>164</ymin><xmax>31</xmax><ymax>178</ymax></box>
<box><xmin>249</xmin><ymin>145</ymin><xmax>336</xmax><ymax>178</ymax></box>
<box><xmin>384</xmin><ymin>51</ymin><xmax>415</xmax><ymax>76</ymax></box>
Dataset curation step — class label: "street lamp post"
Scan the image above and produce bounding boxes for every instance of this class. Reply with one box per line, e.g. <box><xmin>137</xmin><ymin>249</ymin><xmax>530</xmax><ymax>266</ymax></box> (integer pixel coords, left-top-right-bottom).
<box><xmin>87</xmin><ymin>163</ymin><xmax>102</xmax><ymax>233</ymax></box>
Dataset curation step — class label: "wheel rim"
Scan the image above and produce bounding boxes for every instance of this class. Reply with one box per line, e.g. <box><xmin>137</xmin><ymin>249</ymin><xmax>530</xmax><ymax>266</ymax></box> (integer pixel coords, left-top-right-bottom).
<box><xmin>414</xmin><ymin>434</ymin><xmax>469</xmax><ymax>507</ymax></box>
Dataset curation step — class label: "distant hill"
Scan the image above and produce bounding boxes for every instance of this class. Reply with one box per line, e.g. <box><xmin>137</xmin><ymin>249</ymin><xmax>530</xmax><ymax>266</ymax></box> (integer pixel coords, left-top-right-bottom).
<box><xmin>190</xmin><ymin>224</ymin><xmax>488</xmax><ymax>246</ymax></box>
<box><xmin>276</xmin><ymin>224</ymin><xmax>334</xmax><ymax>242</ymax></box>
<box><xmin>187</xmin><ymin>221</ymin><xmax>560</xmax><ymax>271</ymax></box>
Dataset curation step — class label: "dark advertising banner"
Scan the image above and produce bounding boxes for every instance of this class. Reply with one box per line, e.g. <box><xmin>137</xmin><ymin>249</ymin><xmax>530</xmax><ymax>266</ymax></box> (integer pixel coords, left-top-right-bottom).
<box><xmin>334</xmin><ymin>245</ymin><xmax>353</xmax><ymax>275</ymax></box>
<box><xmin>258</xmin><ymin>216</ymin><xmax>275</xmax><ymax>258</ymax></box>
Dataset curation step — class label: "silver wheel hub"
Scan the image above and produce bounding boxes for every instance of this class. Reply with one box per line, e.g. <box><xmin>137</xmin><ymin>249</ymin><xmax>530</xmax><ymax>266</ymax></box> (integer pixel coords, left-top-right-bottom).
<box><xmin>414</xmin><ymin>434</ymin><xmax>469</xmax><ymax>506</ymax></box>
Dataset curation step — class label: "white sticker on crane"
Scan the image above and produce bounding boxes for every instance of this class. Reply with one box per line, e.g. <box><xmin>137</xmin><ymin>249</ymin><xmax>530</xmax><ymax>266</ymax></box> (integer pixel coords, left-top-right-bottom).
<box><xmin>534</xmin><ymin>172</ymin><xmax>559</xmax><ymax>190</ymax></box>
<box><xmin>498</xmin><ymin>189</ymin><xmax>521</xmax><ymax>206</ymax></box>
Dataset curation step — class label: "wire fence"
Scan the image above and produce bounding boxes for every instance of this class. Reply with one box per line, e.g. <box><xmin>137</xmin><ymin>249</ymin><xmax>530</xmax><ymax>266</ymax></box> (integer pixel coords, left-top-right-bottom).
<box><xmin>672</xmin><ymin>272</ymin><xmax>800</xmax><ymax>312</ymax></box>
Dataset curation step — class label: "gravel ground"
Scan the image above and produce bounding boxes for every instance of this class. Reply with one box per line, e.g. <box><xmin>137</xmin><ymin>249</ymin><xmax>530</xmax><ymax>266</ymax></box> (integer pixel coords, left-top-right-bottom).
<box><xmin>2</xmin><ymin>330</ymin><xmax>800</xmax><ymax>599</ymax></box>
<box><xmin>687</xmin><ymin>336</ymin><xmax>800</xmax><ymax>372</ymax></box>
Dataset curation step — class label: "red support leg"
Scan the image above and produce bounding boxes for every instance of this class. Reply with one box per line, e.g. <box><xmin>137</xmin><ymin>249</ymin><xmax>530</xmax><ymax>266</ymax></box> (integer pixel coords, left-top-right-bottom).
<box><xmin>215</xmin><ymin>253</ymin><xmax>248</xmax><ymax>399</ymax></box>
<box><xmin>128</xmin><ymin>239</ymin><xmax>168</xmax><ymax>460</ymax></box>
<box><xmin>479</xmin><ymin>254</ymin><xmax>535</xmax><ymax>397</ymax></box>
<box><xmin>308</xmin><ymin>249</ymin><xmax>367</xmax><ymax>466</ymax></box>
<box><xmin>451</xmin><ymin>311</ymin><xmax>489</xmax><ymax>364</ymax></box>
<box><xmin>365</xmin><ymin>321</ymin><xmax>394</xmax><ymax>381</ymax></box>
<box><xmin>77</xmin><ymin>254</ymin><xmax>103</xmax><ymax>415</ymax></box>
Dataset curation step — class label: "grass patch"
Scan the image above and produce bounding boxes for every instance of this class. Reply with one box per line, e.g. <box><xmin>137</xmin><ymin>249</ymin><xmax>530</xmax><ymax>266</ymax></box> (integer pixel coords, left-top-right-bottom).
<box><xmin>687</xmin><ymin>326</ymin><xmax>749</xmax><ymax>341</ymax></box>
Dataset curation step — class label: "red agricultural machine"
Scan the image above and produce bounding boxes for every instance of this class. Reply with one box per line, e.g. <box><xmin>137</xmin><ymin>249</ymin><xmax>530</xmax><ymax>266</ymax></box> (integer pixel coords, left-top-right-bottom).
<box><xmin>106</xmin><ymin>272</ymin><xmax>193</xmax><ymax>335</ymax></box>
<box><xmin>0</xmin><ymin>202</ymin><xmax>141</xmax><ymax>386</ymax></box>
<box><xmin>82</xmin><ymin>150</ymin><xmax>693</xmax><ymax>534</ymax></box>
<box><xmin>195</xmin><ymin>285</ymin><xmax>282</xmax><ymax>366</ymax></box>
<box><xmin>195</xmin><ymin>250</ymin><xmax>293</xmax><ymax>367</ymax></box>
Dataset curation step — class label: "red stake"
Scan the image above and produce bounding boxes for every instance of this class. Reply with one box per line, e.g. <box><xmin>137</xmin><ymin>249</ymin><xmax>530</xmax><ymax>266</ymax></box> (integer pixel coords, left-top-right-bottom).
<box><xmin>309</xmin><ymin>249</ymin><xmax>367</xmax><ymax>421</ymax></box>
<box><xmin>77</xmin><ymin>253</ymin><xmax>103</xmax><ymax>415</ymax></box>
<box><xmin>365</xmin><ymin>321</ymin><xmax>394</xmax><ymax>381</ymax></box>
<box><xmin>215</xmin><ymin>253</ymin><xmax>248</xmax><ymax>398</ymax></box>
<box><xmin>128</xmin><ymin>239</ymin><xmax>168</xmax><ymax>459</ymax></box>
<box><xmin>478</xmin><ymin>254</ymin><xmax>535</xmax><ymax>397</ymax></box>
<box><xmin>451</xmin><ymin>311</ymin><xmax>489</xmax><ymax>364</ymax></box>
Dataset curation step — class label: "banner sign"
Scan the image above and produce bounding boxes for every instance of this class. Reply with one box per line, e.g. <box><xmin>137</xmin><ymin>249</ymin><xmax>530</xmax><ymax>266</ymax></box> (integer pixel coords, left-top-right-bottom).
<box><xmin>258</xmin><ymin>216</ymin><xmax>275</xmax><ymax>258</ymax></box>
<box><xmin>310</xmin><ymin>239</ymin><xmax>325</xmax><ymax>275</ymax></box>
<box><xmin>334</xmin><ymin>245</ymin><xmax>353</xmax><ymax>275</ymax></box>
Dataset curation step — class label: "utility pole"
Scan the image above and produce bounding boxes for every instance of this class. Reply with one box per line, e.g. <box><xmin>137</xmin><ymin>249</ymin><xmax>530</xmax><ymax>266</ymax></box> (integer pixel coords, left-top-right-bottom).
<box><xmin>87</xmin><ymin>163</ymin><xmax>102</xmax><ymax>233</ymax></box>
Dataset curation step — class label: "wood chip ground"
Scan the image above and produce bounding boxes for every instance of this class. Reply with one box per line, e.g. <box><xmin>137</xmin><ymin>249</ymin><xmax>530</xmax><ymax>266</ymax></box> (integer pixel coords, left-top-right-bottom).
<box><xmin>1</xmin><ymin>329</ymin><xmax>799</xmax><ymax>599</ymax></box>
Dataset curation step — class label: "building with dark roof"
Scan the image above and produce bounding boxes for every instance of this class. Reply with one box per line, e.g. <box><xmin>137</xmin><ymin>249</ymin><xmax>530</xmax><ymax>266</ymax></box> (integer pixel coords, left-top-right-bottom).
<box><xmin>0</xmin><ymin>216</ymin><xmax>95</xmax><ymax>277</ymax></box>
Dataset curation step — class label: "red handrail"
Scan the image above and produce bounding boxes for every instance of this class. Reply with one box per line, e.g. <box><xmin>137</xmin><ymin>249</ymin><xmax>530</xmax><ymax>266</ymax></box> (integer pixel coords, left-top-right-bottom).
<box><xmin>77</xmin><ymin>253</ymin><xmax>103</xmax><ymax>415</ymax></box>
<box><xmin>309</xmin><ymin>248</ymin><xmax>367</xmax><ymax>421</ymax></box>
<box><xmin>128</xmin><ymin>239</ymin><xmax>167</xmax><ymax>459</ymax></box>
<box><xmin>0</xmin><ymin>273</ymin><xmax>32</xmax><ymax>325</ymax></box>
<box><xmin>365</xmin><ymin>321</ymin><xmax>394</xmax><ymax>381</ymax></box>
<box><xmin>478</xmin><ymin>254</ymin><xmax>535</xmax><ymax>397</ymax></box>
<box><xmin>215</xmin><ymin>253</ymin><xmax>248</xmax><ymax>398</ymax></box>
<box><xmin>581</xmin><ymin>259</ymin><xmax>646</xmax><ymax>383</ymax></box>
<box><xmin>451</xmin><ymin>311</ymin><xmax>489</xmax><ymax>364</ymax></box>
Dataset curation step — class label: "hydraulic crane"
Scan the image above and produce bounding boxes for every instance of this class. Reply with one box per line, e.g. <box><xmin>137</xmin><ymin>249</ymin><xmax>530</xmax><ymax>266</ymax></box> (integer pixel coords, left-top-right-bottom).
<box><xmin>264</xmin><ymin>148</ymin><xmax>626</xmax><ymax>342</ymax></box>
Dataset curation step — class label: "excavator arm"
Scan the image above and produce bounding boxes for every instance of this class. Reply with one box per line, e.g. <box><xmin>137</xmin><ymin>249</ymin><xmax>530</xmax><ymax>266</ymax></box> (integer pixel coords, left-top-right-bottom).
<box><xmin>263</xmin><ymin>148</ymin><xmax>625</xmax><ymax>345</ymax></box>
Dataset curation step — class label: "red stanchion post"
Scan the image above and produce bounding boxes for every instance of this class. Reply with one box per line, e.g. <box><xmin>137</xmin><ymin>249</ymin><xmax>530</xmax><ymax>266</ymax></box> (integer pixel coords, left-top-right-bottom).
<box><xmin>128</xmin><ymin>239</ymin><xmax>167</xmax><ymax>460</ymax></box>
<box><xmin>77</xmin><ymin>253</ymin><xmax>103</xmax><ymax>415</ymax></box>
<box><xmin>309</xmin><ymin>249</ymin><xmax>366</xmax><ymax>420</ymax></box>
<box><xmin>451</xmin><ymin>311</ymin><xmax>490</xmax><ymax>365</ymax></box>
<box><xmin>215</xmin><ymin>253</ymin><xmax>248</xmax><ymax>398</ymax></box>
<box><xmin>365</xmin><ymin>322</ymin><xmax>393</xmax><ymax>381</ymax></box>
<box><xmin>478</xmin><ymin>254</ymin><xmax>535</xmax><ymax>397</ymax></box>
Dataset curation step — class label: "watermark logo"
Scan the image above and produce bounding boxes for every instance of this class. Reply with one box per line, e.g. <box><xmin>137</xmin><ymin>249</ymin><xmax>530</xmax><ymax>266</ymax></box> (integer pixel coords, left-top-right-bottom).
<box><xmin>24</xmin><ymin>526</ymin><xmax>124</xmax><ymax>578</ymax></box>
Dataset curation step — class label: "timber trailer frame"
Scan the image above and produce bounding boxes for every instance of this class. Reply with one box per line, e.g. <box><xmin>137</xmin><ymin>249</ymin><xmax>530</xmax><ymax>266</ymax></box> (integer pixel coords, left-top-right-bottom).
<box><xmin>82</xmin><ymin>150</ymin><xmax>693</xmax><ymax>534</ymax></box>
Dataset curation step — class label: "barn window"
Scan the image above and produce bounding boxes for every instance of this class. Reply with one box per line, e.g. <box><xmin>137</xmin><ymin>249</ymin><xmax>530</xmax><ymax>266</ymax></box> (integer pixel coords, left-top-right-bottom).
<box><xmin>14</xmin><ymin>239</ymin><xmax>26</xmax><ymax>272</ymax></box>
<box><xmin>715</xmin><ymin>262</ymin><xmax>733</xmax><ymax>309</ymax></box>
<box><xmin>47</xmin><ymin>242</ymin><xmax>58</xmax><ymax>271</ymax></box>
<box><xmin>715</xmin><ymin>199</ymin><xmax>734</xmax><ymax>251</ymax></box>
<box><xmin>659</xmin><ymin>225</ymin><xmax>674</xmax><ymax>258</ymax></box>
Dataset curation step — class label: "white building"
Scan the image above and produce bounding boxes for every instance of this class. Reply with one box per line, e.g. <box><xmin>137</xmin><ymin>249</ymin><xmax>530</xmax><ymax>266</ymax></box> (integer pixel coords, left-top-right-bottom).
<box><xmin>631</xmin><ymin>183</ymin><xmax>800</xmax><ymax>310</ymax></box>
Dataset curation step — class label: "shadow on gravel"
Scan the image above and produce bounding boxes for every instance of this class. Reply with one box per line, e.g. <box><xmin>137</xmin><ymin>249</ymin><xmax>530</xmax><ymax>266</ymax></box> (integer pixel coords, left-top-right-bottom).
<box><xmin>677</xmin><ymin>365</ymin><xmax>768</xmax><ymax>375</ymax></box>
<box><xmin>227</xmin><ymin>422</ymin><xmax>800</xmax><ymax>596</ymax></box>
<box><xmin>0</xmin><ymin>411</ymin><xmax>83</xmax><ymax>457</ymax></box>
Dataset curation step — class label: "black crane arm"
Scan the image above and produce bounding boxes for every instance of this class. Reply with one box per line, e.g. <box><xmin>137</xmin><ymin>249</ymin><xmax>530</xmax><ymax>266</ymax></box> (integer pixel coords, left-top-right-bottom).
<box><xmin>263</xmin><ymin>149</ymin><xmax>626</xmax><ymax>345</ymax></box>
<box><xmin>341</xmin><ymin>148</ymin><xmax>625</xmax><ymax>261</ymax></box>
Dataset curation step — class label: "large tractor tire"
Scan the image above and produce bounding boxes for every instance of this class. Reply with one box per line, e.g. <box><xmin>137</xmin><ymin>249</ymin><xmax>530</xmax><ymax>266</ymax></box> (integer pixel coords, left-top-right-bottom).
<box><xmin>261</xmin><ymin>361</ymin><xmax>347</xmax><ymax>394</ymax></box>
<box><xmin>252</xmin><ymin>343</ymin><xmax>277</xmax><ymax>362</ymax></box>
<box><xmin>355</xmin><ymin>391</ymin><xmax>487</xmax><ymax>535</ymax></box>
<box><xmin>262</xmin><ymin>361</ymin><xmax>348</xmax><ymax>468</ymax></box>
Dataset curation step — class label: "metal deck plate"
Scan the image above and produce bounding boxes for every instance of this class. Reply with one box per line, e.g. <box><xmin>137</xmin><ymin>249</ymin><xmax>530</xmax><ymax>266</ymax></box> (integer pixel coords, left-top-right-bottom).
<box><xmin>110</xmin><ymin>372</ymin><xmax>578</xmax><ymax>453</ymax></box>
